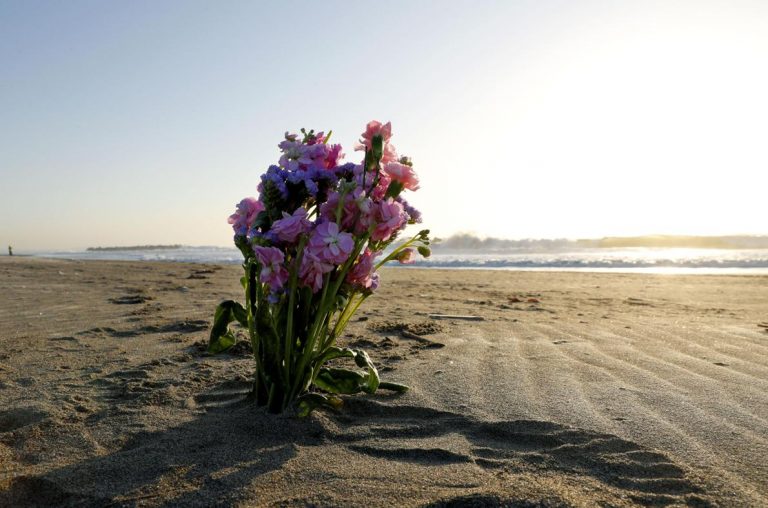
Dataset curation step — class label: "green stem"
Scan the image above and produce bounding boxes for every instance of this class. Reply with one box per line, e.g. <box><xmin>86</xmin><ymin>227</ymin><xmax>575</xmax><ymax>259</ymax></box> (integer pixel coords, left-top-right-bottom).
<box><xmin>288</xmin><ymin>238</ymin><xmax>368</xmax><ymax>401</ymax></box>
<box><xmin>284</xmin><ymin>237</ymin><xmax>306</xmax><ymax>385</ymax></box>
<box><xmin>290</xmin><ymin>271</ymin><xmax>332</xmax><ymax>399</ymax></box>
<box><xmin>246</xmin><ymin>262</ymin><xmax>262</xmax><ymax>403</ymax></box>
<box><xmin>328</xmin><ymin>291</ymin><xmax>366</xmax><ymax>348</ymax></box>
<box><xmin>375</xmin><ymin>233</ymin><xmax>424</xmax><ymax>270</ymax></box>
<box><xmin>330</xmin><ymin>290</ymin><xmax>359</xmax><ymax>338</ymax></box>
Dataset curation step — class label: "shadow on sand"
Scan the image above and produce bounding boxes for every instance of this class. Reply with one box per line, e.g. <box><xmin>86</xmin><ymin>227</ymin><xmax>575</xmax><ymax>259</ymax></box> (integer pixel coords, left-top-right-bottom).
<box><xmin>1</xmin><ymin>394</ymin><xmax>711</xmax><ymax>507</ymax></box>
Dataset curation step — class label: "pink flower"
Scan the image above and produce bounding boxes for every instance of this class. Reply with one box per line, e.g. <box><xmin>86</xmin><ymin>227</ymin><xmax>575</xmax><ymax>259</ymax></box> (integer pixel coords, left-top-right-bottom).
<box><xmin>397</xmin><ymin>248</ymin><xmax>417</xmax><ymax>264</ymax></box>
<box><xmin>353</xmin><ymin>164</ymin><xmax>392</xmax><ymax>201</ymax></box>
<box><xmin>383</xmin><ymin>162</ymin><xmax>419</xmax><ymax>191</ymax></box>
<box><xmin>299</xmin><ymin>249</ymin><xmax>334</xmax><ymax>293</ymax></box>
<box><xmin>322</xmin><ymin>143</ymin><xmax>344</xmax><ymax>169</ymax></box>
<box><xmin>305</xmin><ymin>131</ymin><xmax>326</xmax><ymax>145</ymax></box>
<box><xmin>308</xmin><ymin>221</ymin><xmax>354</xmax><ymax>264</ymax></box>
<box><xmin>320</xmin><ymin>189</ymin><xmax>373</xmax><ymax>234</ymax></box>
<box><xmin>228</xmin><ymin>197</ymin><xmax>264</xmax><ymax>236</ymax></box>
<box><xmin>347</xmin><ymin>248</ymin><xmax>380</xmax><ymax>291</ymax></box>
<box><xmin>349</xmin><ymin>189</ymin><xmax>374</xmax><ymax>235</ymax></box>
<box><xmin>374</xmin><ymin>172</ymin><xmax>392</xmax><ymax>200</ymax></box>
<box><xmin>278</xmin><ymin>136</ymin><xmax>344</xmax><ymax>172</ymax></box>
<box><xmin>360</xmin><ymin>120</ymin><xmax>392</xmax><ymax>144</ymax></box>
<box><xmin>270</xmin><ymin>207</ymin><xmax>312</xmax><ymax>244</ymax></box>
<box><xmin>355</xmin><ymin>120</ymin><xmax>397</xmax><ymax>163</ymax></box>
<box><xmin>253</xmin><ymin>246</ymin><xmax>289</xmax><ymax>292</ymax></box>
<box><xmin>371</xmin><ymin>198</ymin><xmax>407</xmax><ymax>241</ymax></box>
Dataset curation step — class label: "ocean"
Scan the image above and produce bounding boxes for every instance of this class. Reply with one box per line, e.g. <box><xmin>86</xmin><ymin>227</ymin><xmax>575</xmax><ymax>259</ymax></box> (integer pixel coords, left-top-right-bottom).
<box><xmin>26</xmin><ymin>246</ymin><xmax>768</xmax><ymax>275</ymax></box>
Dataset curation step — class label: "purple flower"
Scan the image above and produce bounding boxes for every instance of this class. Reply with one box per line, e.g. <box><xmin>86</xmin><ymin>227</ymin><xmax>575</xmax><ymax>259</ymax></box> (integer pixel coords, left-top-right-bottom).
<box><xmin>253</xmin><ymin>246</ymin><xmax>289</xmax><ymax>292</ymax></box>
<box><xmin>334</xmin><ymin>162</ymin><xmax>357</xmax><ymax>180</ymax></box>
<box><xmin>308</xmin><ymin>221</ymin><xmax>355</xmax><ymax>264</ymax></box>
<box><xmin>278</xmin><ymin>140</ymin><xmax>314</xmax><ymax>171</ymax></box>
<box><xmin>399</xmin><ymin>197</ymin><xmax>422</xmax><ymax>224</ymax></box>
<box><xmin>278</xmin><ymin>137</ymin><xmax>344</xmax><ymax>172</ymax></box>
<box><xmin>260</xmin><ymin>165</ymin><xmax>289</xmax><ymax>200</ymax></box>
<box><xmin>270</xmin><ymin>207</ymin><xmax>312</xmax><ymax>244</ymax></box>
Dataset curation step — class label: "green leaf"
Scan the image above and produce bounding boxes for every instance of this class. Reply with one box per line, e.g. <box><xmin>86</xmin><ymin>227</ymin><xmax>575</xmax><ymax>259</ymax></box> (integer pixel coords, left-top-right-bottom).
<box><xmin>353</xmin><ymin>349</ymin><xmax>380</xmax><ymax>394</ymax></box>
<box><xmin>296</xmin><ymin>393</ymin><xmax>343</xmax><ymax>417</ymax></box>
<box><xmin>378</xmin><ymin>381</ymin><xmax>409</xmax><ymax>393</ymax></box>
<box><xmin>208</xmin><ymin>300</ymin><xmax>248</xmax><ymax>354</ymax></box>
<box><xmin>372</xmin><ymin>135</ymin><xmax>384</xmax><ymax>161</ymax></box>
<box><xmin>314</xmin><ymin>367</ymin><xmax>366</xmax><ymax>394</ymax></box>
<box><xmin>384</xmin><ymin>180</ymin><xmax>404</xmax><ymax>199</ymax></box>
<box><xmin>316</xmin><ymin>346</ymin><xmax>356</xmax><ymax>366</ymax></box>
<box><xmin>334</xmin><ymin>292</ymin><xmax>349</xmax><ymax>311</ymax></box>
<box><xmin>208</xmin><ymin>331</ymin><xmax>237</xmax><ymax>355</ymax></box>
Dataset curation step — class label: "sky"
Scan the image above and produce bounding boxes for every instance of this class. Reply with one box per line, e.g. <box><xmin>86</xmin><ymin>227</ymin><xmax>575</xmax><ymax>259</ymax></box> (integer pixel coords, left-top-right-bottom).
<box><xmin>1</xmin><ymin>0</ymin><xmax>767</xmax><ymax>250</ymax></box>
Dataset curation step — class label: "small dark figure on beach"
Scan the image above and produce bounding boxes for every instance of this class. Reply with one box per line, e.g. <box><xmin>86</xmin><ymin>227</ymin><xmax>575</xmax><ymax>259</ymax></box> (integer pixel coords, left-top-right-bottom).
<box><xmin>8</xmin><ymin>245</ymin><xmax>12</xmax><ymax>256</ymax></box>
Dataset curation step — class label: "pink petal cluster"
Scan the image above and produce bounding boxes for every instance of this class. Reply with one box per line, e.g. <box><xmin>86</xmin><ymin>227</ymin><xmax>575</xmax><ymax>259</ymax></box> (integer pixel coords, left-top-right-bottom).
<box><xmin>319</xmin><ymin>189</ymin><xmax>373</xmax><ymax>235</ymax></box>
<box><xmin>371</xmin><ymin>198</ymin><xmax>407</xmax><ymax>241</ymax></box>
<box><xmin>299</xmin><ymin>250</ymin><xmax>334</xmax><ymax>293</ymax></box>
<box><xmin>279</xmin><ymin>135</ymin><xmax>343</xmax><ymax>171</ymax></box>
<box><xmin>271</xmin><ymin>207</ymin><xmax>312</xmax><ymax>243</ymax></box>
<box><xmin>322</xmin><ymin>143</ymin><xmax>344</xmax><ymax>169</ymax></box>
<box><xmin>346</xmin><ymin>249</ymin><xmax>380</xmax><ymax>290</ymax></box>
<box><xmin>353</xmin><ymin>164</ymin><xmax>392</xmax><ymax>201</ymax></box>
<box><xmin>355</xmin><ymin>120</ymin><xmax>397</xmax><ymax>164</ymax></box>
<box><xmin>308</xmin><ymin>221</ymin><xmax>354</xmax><ymax>264</ymax></box>
<box><xmin>371</xmin><ymin>171</ymin><xmax>392</xmax><ymax>201</ymax></box>
<box><xmin>383</xmin><ymin>162</ymin><xmax>420</xmax><ymax>191</ymax></box>
<box><xmin>253</xmin><ymin>246</ymin><xmax>289</xmax><ymax>292</ymax></box>
<box><xmin>228</xmin><ymin>197</ymin><xmax>264</xmax><ymax>236</ymax></box>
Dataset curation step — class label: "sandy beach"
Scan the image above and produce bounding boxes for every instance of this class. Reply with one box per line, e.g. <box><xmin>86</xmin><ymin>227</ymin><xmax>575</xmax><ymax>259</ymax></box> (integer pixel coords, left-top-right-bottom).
<box><xmin>1</xmin><ymin>257</ymin><xmax>766</xmax><ymax>507</ymax></box>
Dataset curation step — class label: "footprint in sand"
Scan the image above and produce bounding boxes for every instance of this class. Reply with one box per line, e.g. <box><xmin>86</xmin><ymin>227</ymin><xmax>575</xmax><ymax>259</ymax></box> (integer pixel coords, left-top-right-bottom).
<box><xmin>76</xmin><ymin>320</ymin><xmax>209</xmax><ymax>339</ymax></box>
<box><xmin>109</xmin><ymin>295</ymin><xmax>153</xmax><ymax>305</ymax></box>
<box><xmin>0</xmin><ymin>407</ymin><xmax>49</xmax><ymax>433</ymax></box>
<box><xmin>335</xmin><ymin>400</ymin><xmax>710</xmax><ymax>507</ymax></box>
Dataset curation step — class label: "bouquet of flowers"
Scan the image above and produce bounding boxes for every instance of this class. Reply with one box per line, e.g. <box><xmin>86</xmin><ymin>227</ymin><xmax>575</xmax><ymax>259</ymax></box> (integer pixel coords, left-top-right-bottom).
<box><xmin>209</xmin><ymin>121</ymin><xmax>430</xmax><ymax>414</ymax></box>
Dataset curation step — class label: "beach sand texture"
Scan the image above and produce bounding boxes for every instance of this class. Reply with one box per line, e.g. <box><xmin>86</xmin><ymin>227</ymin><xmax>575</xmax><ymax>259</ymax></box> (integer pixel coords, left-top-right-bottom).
<box><xmin>1</xmin><ymin>257</ymin><xmax>766</xmax><ymax>507</ymax></box>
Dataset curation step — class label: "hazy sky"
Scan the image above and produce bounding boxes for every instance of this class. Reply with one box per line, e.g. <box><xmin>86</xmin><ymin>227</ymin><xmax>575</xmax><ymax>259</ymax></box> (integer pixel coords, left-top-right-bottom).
<box><xmin>2</xmin><ymin>0</ymin><xmax>767</xmax><ymax>250</ymax></box>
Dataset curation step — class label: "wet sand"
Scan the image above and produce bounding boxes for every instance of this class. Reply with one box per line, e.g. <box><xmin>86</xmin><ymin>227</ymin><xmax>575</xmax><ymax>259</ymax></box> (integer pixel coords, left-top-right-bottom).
<box><xmin>1</xmin><ymin>257</ymin><xmax>766</xmax><ymax>506</ymax></box>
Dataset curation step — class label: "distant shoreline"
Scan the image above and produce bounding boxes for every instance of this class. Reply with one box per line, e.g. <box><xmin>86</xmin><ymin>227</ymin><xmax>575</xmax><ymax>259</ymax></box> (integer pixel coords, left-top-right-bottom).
<box><xmin>434</xmin><ymin>234</ymin><xmax>768</xmax><ymax>251</ymax></box>
<box><xmin>86</xmin><ymin>244</ymin><xmax>182</xmax><ymax>252</ymax></box>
